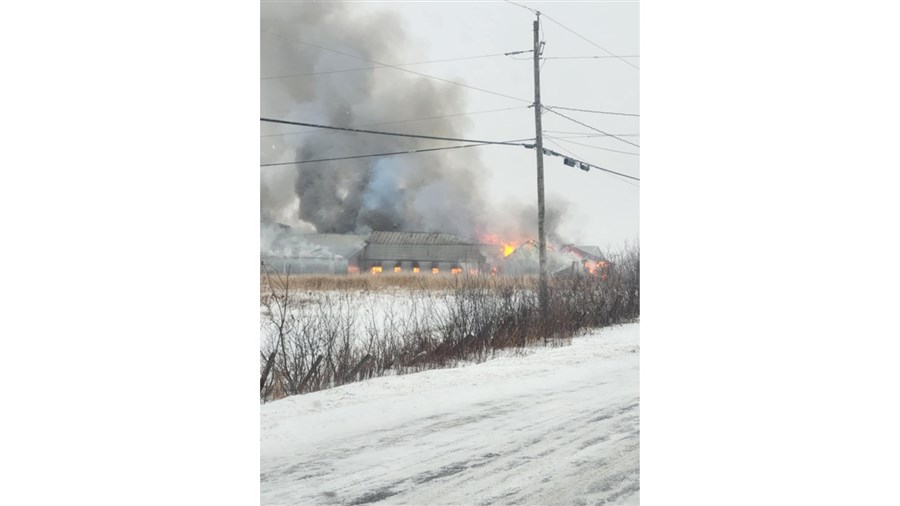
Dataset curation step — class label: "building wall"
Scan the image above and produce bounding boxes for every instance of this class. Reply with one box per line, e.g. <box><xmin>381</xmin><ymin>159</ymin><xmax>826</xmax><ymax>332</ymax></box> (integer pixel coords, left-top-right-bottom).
<box><xmin>348</xmin><ymin>233</ymin><xmax>490</xmax><ymax>274</ymax></box>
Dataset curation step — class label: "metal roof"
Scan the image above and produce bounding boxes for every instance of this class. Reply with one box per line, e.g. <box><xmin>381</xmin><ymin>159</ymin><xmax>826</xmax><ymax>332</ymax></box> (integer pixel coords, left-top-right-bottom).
<box><xmin>263</xmin><ymin>231</ymin><xmax>367</xmax><ymax>259</ymax></box>
<box><xmin>297</xmin><ymin>234</ymin><xmax>368</xmax><ymax>258</ymax></box>
<box><xmin>561</xmin><ymin>244</ymin><xmax>606</xmax><ymax>261</ymax></box>
<box><xmin>349</xmin><ymin>232</ymin><xmax>486</xmax><ymax>263</ymax></box>
<box><xmin>366</xmin><ymin>231</ymin><xmax>481</xmax><ymax>246</ymax></box>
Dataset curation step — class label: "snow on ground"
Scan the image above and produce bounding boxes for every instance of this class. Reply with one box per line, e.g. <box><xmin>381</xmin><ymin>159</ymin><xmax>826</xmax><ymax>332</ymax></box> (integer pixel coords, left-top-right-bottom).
<box><xmin>261</xmin><ymin>322</ymin><xmax>639</xmax><ymax>505</ymax></box>
<box><xmin>260</xmin><ymin>290</ymin><xmax>457</xmax><ymax>349</ymax></box>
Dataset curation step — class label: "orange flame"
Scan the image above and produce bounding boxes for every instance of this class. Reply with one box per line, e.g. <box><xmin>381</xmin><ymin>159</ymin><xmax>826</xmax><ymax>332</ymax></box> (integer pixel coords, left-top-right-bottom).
<box><xmin>478</xmin><ymin>233</ymin><xmax>521</xmax><ymax>258</ymax></box>
<box><xmin>583</xmin><ymin>260</ymin><xmax>609</xmax><ymax>278</ymax></box>
<box><xmin>370</xmin><ymin>266</ymin><xmax>382</xmax><ymax>274</ymax></box>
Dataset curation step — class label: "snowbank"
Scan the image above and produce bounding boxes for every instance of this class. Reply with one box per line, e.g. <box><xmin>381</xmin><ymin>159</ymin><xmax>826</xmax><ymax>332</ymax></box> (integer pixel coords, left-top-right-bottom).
<box><xmin>261</xmin><ymin>323</ymin><xmax>640</xmax><ymax>505</ymax></box>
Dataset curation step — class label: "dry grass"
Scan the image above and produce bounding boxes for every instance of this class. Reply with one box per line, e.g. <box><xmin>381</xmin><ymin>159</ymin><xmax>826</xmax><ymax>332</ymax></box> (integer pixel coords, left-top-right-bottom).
<box><xmin>260</xmin><ymin>273</ymin><xmax>541</xmax><ymax>293</ymax></box>
<box><xmin>260</xmin><ymin>244</ymin><xmax>639</xmax><ymax>401</ymax></box>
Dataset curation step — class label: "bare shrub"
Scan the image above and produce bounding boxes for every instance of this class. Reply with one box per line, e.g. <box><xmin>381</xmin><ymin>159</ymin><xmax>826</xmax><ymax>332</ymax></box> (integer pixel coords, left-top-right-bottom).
<box><xmin>259</xmin><ymin>272</ymin><xmax>539</xmax><ymax>293</ymax></box>
<box><xmin>260</xmin><ymin>244</ymin><xmax>639</xmax><ymax>402</ymax></box>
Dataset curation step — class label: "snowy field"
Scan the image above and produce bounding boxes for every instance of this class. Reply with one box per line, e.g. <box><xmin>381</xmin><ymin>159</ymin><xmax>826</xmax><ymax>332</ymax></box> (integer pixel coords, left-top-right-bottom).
<box><xmin>261</xmin><ymin>322</ymin><xmax>639</xmax><ymax>505</ymax></box>
<box><xmin>260</xmin><ymin>289</ymin><xmax>456</xmax><ymax>348</ymax></box>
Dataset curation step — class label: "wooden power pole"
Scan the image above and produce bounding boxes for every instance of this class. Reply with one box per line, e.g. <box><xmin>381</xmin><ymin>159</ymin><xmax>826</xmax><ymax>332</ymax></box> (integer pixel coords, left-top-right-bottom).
<box><xmin>532</xmin><ymin>14</ymin><xmax>549</xmax><ymax>325</ymax></box>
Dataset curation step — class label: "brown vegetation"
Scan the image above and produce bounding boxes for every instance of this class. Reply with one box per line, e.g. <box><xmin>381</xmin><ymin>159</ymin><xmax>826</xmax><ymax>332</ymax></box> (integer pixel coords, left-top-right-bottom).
<box><xmin>260</xmin><ymin>244</ymin><xmax>639</xmax><ymax>402</ymax></box>
<box><xmin>260</xmin><ymin>272</ymin><xmax>541</xmax><ymax>293</ymax></box>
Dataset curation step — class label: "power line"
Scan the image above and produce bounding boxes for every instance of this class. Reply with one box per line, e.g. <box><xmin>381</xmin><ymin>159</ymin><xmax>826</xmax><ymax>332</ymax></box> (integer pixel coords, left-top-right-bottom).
<box><xmin>545</xmin><ymin>130</ymin><xmax>640</xmax><ymax>138</ymax></box>
<box><xmin>542</xmin><ymin>139</ymin><xmax>640</xmax><ymax>184</ymax></box>
<box><xmin>543</xmin><ymin>105</ymin><xmax>639</xmax><ymax>117</ymax></box>
<box><xmin>261</xmin><ymin>52</ymin><xmax>512</xmax><ymax>80</ymax></box>
<box><xmin>543</xmin><ymin>107</ymin><xmax>640</xmax><ymax>148</ymax></box>
<box><xmin>503</xmin><ymin>0</ymin><xmax>539</xmax><ymax>15</ymax></box>
<box><xmin>540</xmin><ymin>12</ymin><xmax>639</xmax><ymax>71</ymax></box>
<box><xmin>542</xmin><ymin>55</ymin><xmax>640</xmax><ymax>60</ymax></box>
<box><xmin>260</xmin><ymin>106</ymin><xmax>529</xmax><ymax>139</ymax></box>
<box><xmin>294</xmin><ymin>38</ymin><xmax>531</xmax><ymax>103</ymax></box>
<box><xmin>263</xmin><ymin>136</ymin><xmax>535</xmax><ymax>166</ymax></box>
<box><xmin>260</xmin><ymin>118</ymin><xmax>531</xmax><ymax>146</ymax></box>
<box><xmin>262</xmin><ymin>142</ymin><xmax>497</xmax><ymax>167</ymax></box>
<box><xmin>261</xmin><ymin>30</ymin><xmax>532</xmax><ymax>105</ymax></box>
<box><xmin>544</xmin><ymin>135</ymin><xmax>640</xmax><ymax>156</ymax></box>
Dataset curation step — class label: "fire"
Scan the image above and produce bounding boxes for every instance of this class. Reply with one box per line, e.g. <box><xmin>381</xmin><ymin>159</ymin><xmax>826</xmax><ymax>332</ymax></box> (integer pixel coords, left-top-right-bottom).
<box><xmin>478</xmin><ymin>233</ymin><xmax>520</xmax><ymax>257</ymax></box>
<box><xmin>412</xmin><ymin>266</ymin><xmax>420</xmax><ymax>273</ymax></box>
<box><xmin>394</xmin><ymin>266</ymin><xmax>402</xmax><ymax>273</ymax></box>
<box><xmin>583</xmin><ymin>260</ymin><xmax>609</xmax><ymax>279</ymax></box>
<box><xmin>432</xmin><ymin>267</ymin><xmax>440</xmax><ymax>274</ymax></box>
<box><xmin>451</xmin><ymin>267</ymin><xmax>462</xmax><ymax>275</ymax></box>
<box><xmin>370</xmin><ymin>266</ymin><xmax>382</xmax><ymax>274</ymax></box>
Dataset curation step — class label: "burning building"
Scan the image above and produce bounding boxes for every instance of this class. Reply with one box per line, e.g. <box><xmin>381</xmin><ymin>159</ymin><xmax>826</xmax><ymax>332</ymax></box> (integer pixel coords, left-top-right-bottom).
<box><xmin>261</xmin><ymin>2</ymin><xmax>582</xmax><ymax>274</ymax></box>
<box><xmin>499</xmin><ymin>241</ymin><xmax>610</xmax><ymax>278</ymax></box>
<box><xmin>349</xmin><ymin>231</ymin><xmax>493</xmax><ymax>275</ymax></box>
<box><xmin>559</xmin><ymin>244</ymin><xmax>610</xmax><ymax>279</ymax></box>
<box><xmin>260</xmin><ymin>228</ymin><xmax>368</xmax><ymax>274</ymax></box>
<box><xmin>259</xmin><ymin>224</ymin><xmax>608</xmax><ymax>278</ymax></box>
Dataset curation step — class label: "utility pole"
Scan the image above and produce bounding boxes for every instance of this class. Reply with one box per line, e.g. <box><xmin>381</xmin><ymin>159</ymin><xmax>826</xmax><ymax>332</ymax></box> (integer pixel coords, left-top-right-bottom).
<box><xmin>532</xmin><ymin>13</ymin><xmax>549</xmax><ymax>328</ymax></box>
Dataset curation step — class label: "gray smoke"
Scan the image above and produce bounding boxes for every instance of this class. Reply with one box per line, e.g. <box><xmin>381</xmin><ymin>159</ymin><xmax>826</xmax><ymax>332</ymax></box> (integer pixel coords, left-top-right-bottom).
<box><xmin>261</xmin><ymin>2</ymin><xmax>569</xmax><ymax>243</ymax></box>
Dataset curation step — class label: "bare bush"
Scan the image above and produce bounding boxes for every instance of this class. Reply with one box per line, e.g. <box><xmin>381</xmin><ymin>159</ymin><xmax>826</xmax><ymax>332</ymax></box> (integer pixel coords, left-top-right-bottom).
<box><xmin>260</xmin><ymin>244</ymin><xmax>639</xmax><ymax>401</ymax></box>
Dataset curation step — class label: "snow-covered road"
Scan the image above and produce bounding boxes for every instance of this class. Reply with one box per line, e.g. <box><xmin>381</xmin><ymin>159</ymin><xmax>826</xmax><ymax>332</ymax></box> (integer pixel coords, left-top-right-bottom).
<box><xmin>261</xmin><ymin>323</ymin><xmax>639</xmax><ymax>505</ymax></box>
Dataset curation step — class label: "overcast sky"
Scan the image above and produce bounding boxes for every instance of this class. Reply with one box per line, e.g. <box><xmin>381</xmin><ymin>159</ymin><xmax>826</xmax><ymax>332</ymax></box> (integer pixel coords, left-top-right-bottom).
<box><xmin>261</xmin><ymin>0</ymin><xmax>639</xmax><ymax>251</ymax></box>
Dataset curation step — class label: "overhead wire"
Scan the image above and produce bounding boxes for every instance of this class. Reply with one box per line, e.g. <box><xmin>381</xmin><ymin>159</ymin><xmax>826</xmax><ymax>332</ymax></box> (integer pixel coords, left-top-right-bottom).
<box><xmin>262</xmin><ymin>136</ymin><xmax>536</xmax><ymax>167</ymax></box>
<box><xmin>263</xmin><ymin>142</ymin><xmax>506</xmax><ymax>167</ymax></box>
<box><xmin>260</xmin><ymin>106</ymin><xmax>529</xmax><ymax>139</ymax></box>
<box><xmin>503</xmin><ymin>0</ymin><xmax>539</xmax><ymax>15</ymax></box>
<box><xmin>261</xmin><ymin>10</ymin><xmax>639</xmax><ymax>183</ymax></box>
<box><xmin>545</xmin><ymin>130</ymin><xmax>640</xmax><ymax>138</ymax></box>
<box><xmin>261</xmin><ymin>29</ymin><xmax>532</xmax><ymax>105</ymax></box>
<box><xmin>260</xmin><ymin>118</ymin><xmax>532</xmax><ymax>146</ymax></box>
<box><xmin>542</xmin><ymin>106</ymin><xmax>639</xmax><ymax>117</ymax></box>
<box><xmin>544</xmin><ymin>135</ymin><xmax>640</xmax><ymax>156</ymax></box>
<box><xmin>542</xmin><ymin>55</ymin><xmax>640</xmax><ymax>60</ymax></box>
<box><xmin>543</xmin><ymin>138</ymin><xmax>640</xmax><ymax>185</ymax></box>
<box><xmin>540</xmin><ymin>12</ymin><xmax>639</xmax><ymax>70</ymax></box>
<box><xmin>262</xmin><ymin>52</ymin><xmax>515</xmax><ymax>80</ymax></box>
<box><xmin>543</xmin><ymin>107</ymin><xmax>640</xmax><ymax>149</ymax></box>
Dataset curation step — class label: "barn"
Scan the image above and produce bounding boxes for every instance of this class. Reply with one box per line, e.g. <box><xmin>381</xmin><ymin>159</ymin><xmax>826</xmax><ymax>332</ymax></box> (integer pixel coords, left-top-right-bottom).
<box><xmin>349</xmin><ymin>231</ymin><xmax>493</xmax><ymax>274</ymax></box>
<box><xmin>261</xmin><ymin>232</ymin><xmax>368</xmax><ymax>274</ymax></box>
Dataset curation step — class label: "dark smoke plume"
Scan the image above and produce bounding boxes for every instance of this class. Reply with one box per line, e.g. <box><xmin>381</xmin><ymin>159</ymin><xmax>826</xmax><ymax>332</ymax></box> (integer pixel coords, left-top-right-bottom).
<box><xmin>261</xmin><ymin>2</ymin><xmax>569</xmax><ymax>244</ymax></box>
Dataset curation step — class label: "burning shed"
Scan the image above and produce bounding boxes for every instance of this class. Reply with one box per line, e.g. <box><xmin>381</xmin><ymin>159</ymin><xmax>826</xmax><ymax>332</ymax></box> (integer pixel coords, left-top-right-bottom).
<box><xmin>560</xmin><ymin>245</ymin><xmax>606</xmax><ymax>262</ymax></box>
<box><xmin>501</xmin><ymin>241</ymin><xmax>610</xmax><ymax>278</ymax></box>
<box><xmin>559</xmin><ymin>244</ymin><xmax>610</xmax><ymax>278</ymax></box>
<box><xmin>350</xmin><ymin>231</ymin><xmax>490</xmax><ymax>274</ymax></box>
